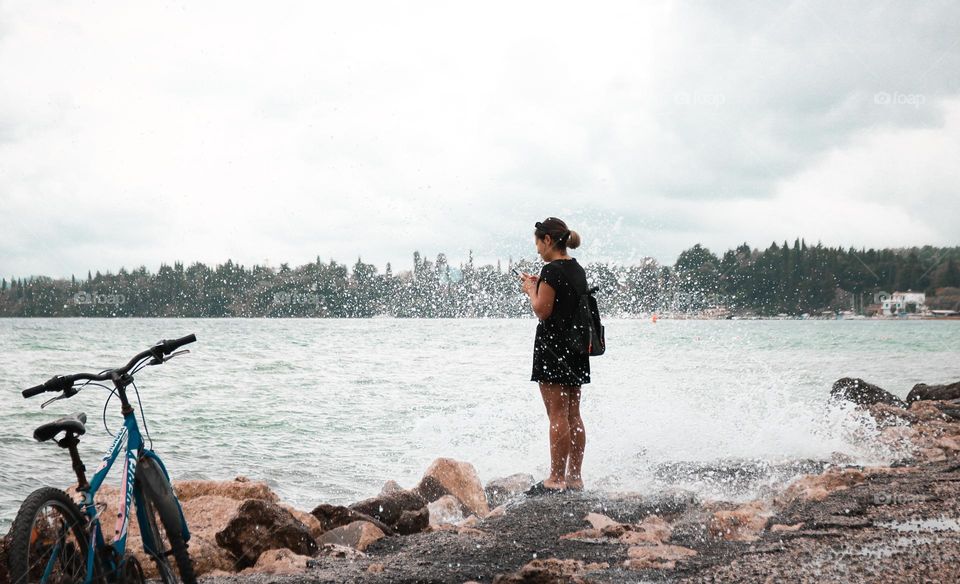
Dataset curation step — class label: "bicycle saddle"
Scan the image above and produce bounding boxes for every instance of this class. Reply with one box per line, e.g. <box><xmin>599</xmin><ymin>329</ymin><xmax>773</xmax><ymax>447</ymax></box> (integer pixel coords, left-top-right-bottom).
<box><xmin>33</xmin><ymin>412</ymin><xmax>87</xmax><ymax>442</ymax></box>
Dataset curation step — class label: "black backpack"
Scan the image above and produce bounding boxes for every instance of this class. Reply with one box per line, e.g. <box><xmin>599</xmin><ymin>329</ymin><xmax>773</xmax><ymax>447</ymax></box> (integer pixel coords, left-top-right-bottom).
<box><xmin>566</xmin><ymin>285</ymin><xmax>605</xmax><ymax>357</ymax></box>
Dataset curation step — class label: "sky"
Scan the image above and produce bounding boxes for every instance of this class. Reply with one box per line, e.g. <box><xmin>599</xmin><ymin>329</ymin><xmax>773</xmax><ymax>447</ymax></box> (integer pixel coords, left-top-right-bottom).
<box><xmin>1</xmin><ymin>0</ymin><xmax>959</xmax><ymax>279</ymax></box>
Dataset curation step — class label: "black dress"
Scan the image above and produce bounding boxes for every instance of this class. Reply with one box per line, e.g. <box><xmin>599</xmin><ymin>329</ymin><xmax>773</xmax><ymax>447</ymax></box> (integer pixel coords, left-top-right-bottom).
<box><xmin>530</xmin><ymin>258</ymin><xmax>591</xmax><ymax>386</ymax></box>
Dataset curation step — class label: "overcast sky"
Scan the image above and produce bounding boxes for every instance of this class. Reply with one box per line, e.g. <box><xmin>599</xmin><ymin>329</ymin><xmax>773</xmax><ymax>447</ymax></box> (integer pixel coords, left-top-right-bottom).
<box><xmin>2</xmin><ymin>0</ymin><xmax>959</xmax><ymax>279</ymax></box>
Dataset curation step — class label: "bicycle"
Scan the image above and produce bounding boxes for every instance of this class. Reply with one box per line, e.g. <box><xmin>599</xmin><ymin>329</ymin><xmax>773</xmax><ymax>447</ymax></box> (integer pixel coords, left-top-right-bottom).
<box><xmin>7</xmin><ymin>334</ymin><xmax>199</xmax><ymax>584</ymax></box>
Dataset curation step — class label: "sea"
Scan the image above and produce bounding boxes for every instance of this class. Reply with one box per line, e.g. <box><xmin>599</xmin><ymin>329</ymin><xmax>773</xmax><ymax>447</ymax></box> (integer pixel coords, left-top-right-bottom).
<box><xmin>1</xmin><ymin>318</ymin><xmax>958</xmax><ymax>530</ymax></box>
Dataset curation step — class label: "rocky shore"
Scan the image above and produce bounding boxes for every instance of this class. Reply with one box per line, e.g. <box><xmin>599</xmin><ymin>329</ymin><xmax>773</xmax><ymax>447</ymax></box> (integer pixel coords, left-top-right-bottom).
<box><xmin>2</xmin><ymin>379</ymin><xmax>959</xmax><ymax>584</ymax></box>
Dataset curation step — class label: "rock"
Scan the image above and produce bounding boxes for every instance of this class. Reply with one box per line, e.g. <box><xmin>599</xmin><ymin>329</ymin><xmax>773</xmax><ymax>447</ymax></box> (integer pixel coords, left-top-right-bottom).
<box><xmin>487</xmin><ymin>504</ymin><xmax>508</xmax><ymax>518</ymax></box>
<box><xmin>174</xmin><ymin>478</ymin><xmax>279</xmax><ymax>503</ymax></box>
<box><xmin>317</xmin><ymin>520</ymin><xmax>385</xmax><ymax>552</ymax></box>
<box><xmin>484</xmin><ymin>473</ymin><xmax>535</xmax><ymax>507</ymax></box>
<box><xmin>428</xmin><ymin>494</ymin><xmax>466</xmax><ymax>527</ymax></box>
<box><xmin>867</xmin><ymin>403</ymin><xmax>916</xmax><ymax>426</ymax></box>
<box><xmin>922</xmin><ymin>447</ymin><xmax>949</xmax><ymax>461</ymax></box>
<box><xmin>777</xmin><ymin>468</ymin><xmax>866</xmax><ymax>503</ymax></box>
<box><xmin>878</xmin><ymin>426</ymin><xmax>919</xmax><ymax>452</ymax></box>
<box><xmin>241</xmin><ymin>548</ymin><xmax>313</xmax><ymax>575</ymax></box>
<box><xmin>367</xmin><ymin>562</ymin><xmax>386</xmax><ymax>573</ymax></box>
<box><xmin>394</xmin><ymin>507</ymin><xmax>430</xmax><ymax>535</ymax></box>
<box><xmin>380</xmin><ymin>480</ymin><xmax>404</xmax><ymax>495</ymax></box>
<box><xmin>908</xmin><ymin>400</ymin><xmax>952</xmax><ymax>421</ymax></box>
<box><xmin>310</xmin><ymin>503</ymin><xmax>393</xmax><ymax>535</ymax></box>
<box><xmin>492</xmin><ymin>558</ymin><xmax>602</xmax><ymax>584</ymax></box>
<box><xmin>349</xmin><ymin>489</ymin><xmax>427</xmax><ymax>527</ymax></box>
<box><xmin>215</xmin><ymin>499</ymin><xmax>318</xmax><ymax>569</ymax></box>
<box><xmin>936</xmin><ymin>436</ymin><xmax>960</xmax><ymax>452</ymax></box>
<box><xmin>1</xmin><ymin>535</ymin><xmax>9</xmax><ymax>584</ymax></box>
<box><xmin>808</xmin><ymin>515</ymin><xmax>872</xmax><ymax>529</ymax></box>
<box><xmin>412</xmin><ymin>475</ymin><xmax>449</xmax><ymax>504</ymax></box>
<box><xmin>584</xmin><ymin>512</ymin><xmax>619</xmax><ymax>530</ymax></box>
<box><xmin>282</xmin><ymin>504</ymin><xmax>326</xmax><ymax>539</ymax></box>
<box><xmin>561</xmin><ymin>515</ymin><xmax>671</xmax><ymax>545</ymax></box>
<box><xmin>316</xmin><ymin>543</ymin><xmax>366</xmax><ymax>559</ymax></box>
<box><xmin>414</xmin><ymin>458</ymin><xmax>490</xmax><ymax>517</ymax></box>
<box><xmin>708</xmin><ymin>501</ymin><xmax>771</xmax><ymax>542</ymax></box>
<box><xmin>906</xmin><ymin>381</ymin><xmax>960</xmax><ymax>404</ymax></box>
<box><xmin>770</xmin><ymin>523</ymin><xmax>804</xmax><ymax>532</ymax></box>
<box><xmin>458</xmin><ymin>514</ymin><xmax>481</xmax><ymax>528</ymax></box>
<box><xmin>619</xmin><ymin>516</ymin><xmax>672</xmax><ymax>545</ymax></box>
<box><xmin>179</xmin><ymin>495</ymin><xmax>243</xmax><ymax>575</ymax></box>
<box><xmin>831</xmin><ymin>378</ymin><xmax>906</xmax><ymax>408</ymax></box>
<box><xmin>624</xmin><ymin>544</ymin><xmax>697</xmax><ymax>570</ymax></box>
<box><xmin>559</xmin><ymin>528</ymin><xmax>607</xmax><ymax>543</ymax></box>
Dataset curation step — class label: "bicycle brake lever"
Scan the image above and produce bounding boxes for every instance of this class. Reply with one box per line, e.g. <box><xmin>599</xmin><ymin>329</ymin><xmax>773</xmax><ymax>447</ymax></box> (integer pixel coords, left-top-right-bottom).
<box><xmin>40</xmin><ymin>384</ymin><xmax>80</xmax><ymax>409</ymax></box>
<box><xmin>164</xmin><ymin>349</ymin><xmax>190</xmax><ymax>362</ymax></box>
<box><xmin>41</xmin><ymin>394</ymin><xmax>66</xmax><ymax>409</ymax></box>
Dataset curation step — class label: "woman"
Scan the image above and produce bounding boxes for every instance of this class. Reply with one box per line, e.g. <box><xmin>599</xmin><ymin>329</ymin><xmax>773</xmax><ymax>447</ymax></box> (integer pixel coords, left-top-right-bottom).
<box><xmin>520</xmin><ymin>217</ymin><xmax>589</xmax><ymax>494</ymax></box>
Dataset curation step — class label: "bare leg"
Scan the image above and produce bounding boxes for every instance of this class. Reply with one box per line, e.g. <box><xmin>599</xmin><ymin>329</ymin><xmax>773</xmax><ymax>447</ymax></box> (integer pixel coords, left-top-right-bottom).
<box><xmin>565</xmin><ymin>386</ymin><xmax>585</xmax><ymax>489</ymax></box>
<box><xmin>539</xmin><ymin>382</ymin><xmax>571</xmax><ymax>489</ymax></box>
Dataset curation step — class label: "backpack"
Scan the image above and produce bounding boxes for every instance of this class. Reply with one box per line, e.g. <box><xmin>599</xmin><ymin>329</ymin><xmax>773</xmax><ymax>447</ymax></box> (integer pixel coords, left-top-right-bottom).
<box><xmin>566</xmin><ymin>285</ymin><xmax>606</xmax><ymax>357</ymax></box>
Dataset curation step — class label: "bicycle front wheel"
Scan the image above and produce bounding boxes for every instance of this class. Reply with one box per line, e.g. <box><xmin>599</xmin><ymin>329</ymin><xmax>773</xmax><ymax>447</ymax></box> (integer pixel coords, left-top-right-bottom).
<box><xmin>136</xmin><ymin>457</ymin><xmax>196</xmax><ymax>584</ymax></box>
<box><xmin>7</xmin><ymin>486</ymin><xmax>93</xmax><ymax>584</ymax></box>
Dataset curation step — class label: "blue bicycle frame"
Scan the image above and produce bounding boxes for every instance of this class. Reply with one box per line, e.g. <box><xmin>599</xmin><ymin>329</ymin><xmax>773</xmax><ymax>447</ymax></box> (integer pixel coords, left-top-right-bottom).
<box><xmin>77</xmin><ymin>410</ymin><xmax>189</xmax><ymax>584</ymax></box>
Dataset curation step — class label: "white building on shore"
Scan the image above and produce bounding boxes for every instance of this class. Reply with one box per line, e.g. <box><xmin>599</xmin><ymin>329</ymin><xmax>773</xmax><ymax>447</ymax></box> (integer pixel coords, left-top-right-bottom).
<box><xmin>881</xmin><ymin>291</ymin><xmax>926</xmax><ymax>316</ymax></box>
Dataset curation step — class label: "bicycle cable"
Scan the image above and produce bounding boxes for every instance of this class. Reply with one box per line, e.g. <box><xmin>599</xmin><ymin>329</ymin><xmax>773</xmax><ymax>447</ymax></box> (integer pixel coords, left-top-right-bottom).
<box><xmin>100</xmin><ymin>356</ymin><xmax>151</xmax><ymax>437</ymax></box>
<box><xmin>131</xmin><ymin>380</ymin><xmax>153</xmax><ymax>451</ymax></box>
<box><xmin>100</xmin><ymin>384</ymin><xmax>119</xmax><ymax>437</ymax></box>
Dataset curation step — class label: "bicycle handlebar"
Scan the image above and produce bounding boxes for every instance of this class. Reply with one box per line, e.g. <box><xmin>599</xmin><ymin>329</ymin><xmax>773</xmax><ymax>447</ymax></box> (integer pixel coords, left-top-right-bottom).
<box><xmin>22</xmin><ymin>334</ymin><xmax>197</xmax><ymax>398</ymax></box>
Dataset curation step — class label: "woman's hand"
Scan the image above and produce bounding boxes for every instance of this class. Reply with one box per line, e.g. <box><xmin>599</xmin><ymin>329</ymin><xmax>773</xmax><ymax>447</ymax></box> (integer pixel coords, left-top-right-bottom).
<box><xmin>521</xmin><ymin>273</ymin><xmax>538</xmax><ymax>295</ymax></box>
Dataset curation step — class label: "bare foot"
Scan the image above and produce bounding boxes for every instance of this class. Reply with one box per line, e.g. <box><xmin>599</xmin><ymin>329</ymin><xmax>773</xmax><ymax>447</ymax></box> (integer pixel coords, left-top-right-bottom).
<box><xmin>543</xmin><ymin>478</ymin><xmax>566</xmax><ymax>490</ymax></box>
<box><xmin>566</xmin><ymin>478</ymin><xmax>584</xmax><ymax>491</ymax></box>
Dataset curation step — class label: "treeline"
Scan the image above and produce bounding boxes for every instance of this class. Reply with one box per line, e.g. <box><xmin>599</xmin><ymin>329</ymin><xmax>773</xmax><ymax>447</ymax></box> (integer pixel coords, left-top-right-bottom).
<box><xmin>1</xmin><ymin>242</ymin><xmax>959</xmax><ymax>318</ymax></box>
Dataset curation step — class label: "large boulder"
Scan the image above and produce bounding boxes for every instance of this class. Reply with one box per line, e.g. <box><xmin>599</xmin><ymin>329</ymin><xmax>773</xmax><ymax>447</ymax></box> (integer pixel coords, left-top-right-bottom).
<box><xmin>414</xmin><ymin>458</ymin><xmax>490</xmax><ymax>517</ymax></box>
<box><xmin>485</xmin><ymin>473</ymin><xmax>535</xmax><ymax>508</ymax></box>
<box><xmin>906</xmin><ymin>381</ymin><xmax>960</xmax><ymax>404</ymax></box>
<box><xmin>394</xmin><ymin>507</ymin><xmax>430</xmax><ymax>535</ymax></box>
<box><xmin>282</xmin><ymin>504</ymin><xmax>325</xmax><ymax>539</ymax></box>
<box><xmin>215</xmin><ymin>499</ymin><xmax>317</xmax><ymax>569</ymax></box>
<box><xmin>179</xmin><ymin>495</ymin><xmax>243</xmax><ymax>575</ymax></box>
<box><xmin>831</xmin><ymin>378</ymin><xmax>906</xmax><ymax>408</ymax></box>
<box><xmin>310</xmin><ymin>503</ymin><xmax>393</xmax><ymax>535</ymax></box>
<box><xmin>316</xmin><ymin>520</ymin><xmax>385</xmax><ymax>551</ymax></box>
<box><xmin>379</xmin><ymin>480</ymin><xmax>404</xmax><ymax>495</ymax></box>
<box><xmin>1</xmin><ymin>535</ymin><xmax>9</xmax><ymax>584</ymax></box>
<box><xmin>174</xmin><ymin>477</ymin><xmax>278</xmax><ymax>503</ymax></box>
<box><xmin>349</xmin><ymin>489</ymin><xmax>427</xmax><ymax>527</ymax></box>
<box><xmin>427</xmin><ymin>494</ymin><xmax>466</xmax><ymax>527</ymax></box>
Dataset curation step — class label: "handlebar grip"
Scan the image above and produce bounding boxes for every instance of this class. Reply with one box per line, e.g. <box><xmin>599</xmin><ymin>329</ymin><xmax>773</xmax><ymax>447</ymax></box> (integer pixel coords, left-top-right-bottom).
<box><xmin>22</xmin><ymin>384</ymin><xmax>47</xmax><ymax>398</ymax></box>
<box><xmin>159</xmin><ymin>333</ymin><xmax>197</xmax><ymax>355</ymax></box>
<box><xmin>22</xmin><ymin>376</ymin><xmax>70</xmax><ymax>398</ymax></box>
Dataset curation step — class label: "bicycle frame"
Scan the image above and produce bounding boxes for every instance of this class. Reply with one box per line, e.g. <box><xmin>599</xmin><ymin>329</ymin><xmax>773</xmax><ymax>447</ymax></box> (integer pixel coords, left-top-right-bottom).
<box><xmin>77</xmin><ymin>410</ymin><xmax>189</xmax><ymax>584</ymax></box>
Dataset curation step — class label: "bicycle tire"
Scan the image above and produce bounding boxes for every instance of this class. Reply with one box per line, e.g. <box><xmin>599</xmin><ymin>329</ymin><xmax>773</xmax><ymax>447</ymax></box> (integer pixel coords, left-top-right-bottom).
<box><xmin>8</xmin><ymin>486</ymin><xmax>95</xmax><ymax>584</ymax></box>
<box><xmin>136</xmin><ymin>457</ymin><xmax>196</xmax><ymax>584</ymax></box>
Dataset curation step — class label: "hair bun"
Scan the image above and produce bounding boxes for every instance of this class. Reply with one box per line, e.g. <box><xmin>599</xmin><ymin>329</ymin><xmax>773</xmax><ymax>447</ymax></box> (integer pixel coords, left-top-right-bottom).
<box><xmin>567</xmin><ymin>230</ymin><xmax>581</xmax><ymax>249</ymax></box>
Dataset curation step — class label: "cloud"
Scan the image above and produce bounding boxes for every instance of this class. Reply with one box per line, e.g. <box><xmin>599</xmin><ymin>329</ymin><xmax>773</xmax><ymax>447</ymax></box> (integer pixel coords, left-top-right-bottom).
<box><xmin>1</xmin><ymin>0</ymin><xmax>958</xmax><ymax>278</ymax></box>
